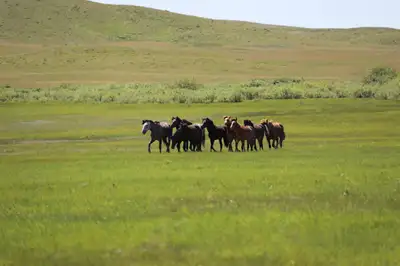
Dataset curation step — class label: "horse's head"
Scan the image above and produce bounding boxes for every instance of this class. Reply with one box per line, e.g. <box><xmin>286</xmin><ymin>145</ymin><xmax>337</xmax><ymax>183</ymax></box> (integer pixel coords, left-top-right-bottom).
<box><xmin>201</xmin><ymin>117</ymin><xmax>211</xmax><ymax>129</ymax></box>
<box><xmin>141</xmin><ymin>120</ymin><xmax>153</xmax><ymax>135</ymax></box>
<box><xmin>171</xmin><ymin>116</ymin><xmax>182</xmax><ymax>128</ymax></box>
<box><xmin>223</xmin><ymin>116</ymin><xmax>232</xmax><ymax>126</ymax></box>
<box><xmin>230</xmin><ymin>119</ymin><xmax>240</xmax><ymax>130</ymax></box>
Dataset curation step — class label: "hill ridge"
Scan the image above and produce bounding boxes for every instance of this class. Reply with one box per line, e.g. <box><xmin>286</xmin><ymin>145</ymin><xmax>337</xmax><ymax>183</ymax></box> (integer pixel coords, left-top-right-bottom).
<box><xmin>91</xmin><ymin>1</ymin><xmax>400</xmax><ymax>31</ymax></box>
<box><xmin>0</xmin><ymin>0</ymin><xmax>399</xmax><ymax>46</ymax></box>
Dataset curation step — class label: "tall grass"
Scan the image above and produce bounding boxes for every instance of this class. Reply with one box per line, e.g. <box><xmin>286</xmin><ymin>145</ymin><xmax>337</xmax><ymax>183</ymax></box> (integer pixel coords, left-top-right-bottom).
<box><xmin>1</xmin><ymin>77</ymin><xmax>399</xmax><ymax>104</ymax></box>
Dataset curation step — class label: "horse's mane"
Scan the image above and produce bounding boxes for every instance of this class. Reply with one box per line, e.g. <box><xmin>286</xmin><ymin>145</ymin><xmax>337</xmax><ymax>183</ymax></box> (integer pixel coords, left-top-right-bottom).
<box><xmin>243</xmin><ymin>119</ymin><xmax>255</xmax><ymax>127</ymax></box>
<box><xmin>142</xmin><ymin>119</ymin><xmax>153</xmax><ymax>124</ymax></box>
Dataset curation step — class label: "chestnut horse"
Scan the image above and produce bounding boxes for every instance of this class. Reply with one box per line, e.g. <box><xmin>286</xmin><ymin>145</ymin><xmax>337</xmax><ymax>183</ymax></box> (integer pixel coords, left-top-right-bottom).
<box><xmin>229</xmin><ymin>118</ymin><xmax>257</xmax><ymax>152</ymax></box>
<box><xmin>260</xmin><ymin>119</ymin><xmax>286</xmax><ymax>149</ymax></box>
<box><xmin>243</xmin><ymin>119</ymin><xmax>269</xmax><ymax>150</ymax></box>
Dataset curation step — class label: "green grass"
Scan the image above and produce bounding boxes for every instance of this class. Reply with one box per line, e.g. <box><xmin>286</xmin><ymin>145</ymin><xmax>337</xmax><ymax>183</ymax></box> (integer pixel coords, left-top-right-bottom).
<box><xmin>1</xmin><ymin>99</ymin><xmax>400</xmax><ymax>265</ymax></box>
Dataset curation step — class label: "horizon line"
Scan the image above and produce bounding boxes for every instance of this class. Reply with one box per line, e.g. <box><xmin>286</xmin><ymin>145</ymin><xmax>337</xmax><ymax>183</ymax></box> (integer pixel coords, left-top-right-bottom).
<box><xmin>88</xmin><ymin>1</ymin><xmax>400</xmax><ymax>31</ymax></box>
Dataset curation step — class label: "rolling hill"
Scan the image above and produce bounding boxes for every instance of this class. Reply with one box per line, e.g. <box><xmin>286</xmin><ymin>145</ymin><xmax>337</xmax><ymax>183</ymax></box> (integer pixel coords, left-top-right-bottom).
<box><xmin>0</xmin><ymin>0</ymin><xmax>400</xmax><ymax>88</ymax></box>
<box><xmin>1</xmin><ymin>0</ymin><xmax>400</xmax><ymax>46</ymax></box>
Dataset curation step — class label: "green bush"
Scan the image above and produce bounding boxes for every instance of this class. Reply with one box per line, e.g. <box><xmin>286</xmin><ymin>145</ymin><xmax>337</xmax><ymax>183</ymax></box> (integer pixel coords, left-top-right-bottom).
<box><xmin>1</xmin><ymin>77</ymin><xmax>399</xmax><ymax>104</ymax></box>
<box><xmin>170</xmin><ymin>78</ymin><xmax>201</xmax><ymax>90</ymax></box>
<box><xmin>362</xmin><ymin>67</ymin><xmax>398</xmax><ymax>85</ymax></box>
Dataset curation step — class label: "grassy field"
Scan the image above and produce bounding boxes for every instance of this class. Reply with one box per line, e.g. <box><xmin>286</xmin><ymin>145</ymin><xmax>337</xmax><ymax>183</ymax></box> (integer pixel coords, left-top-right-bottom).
<box><xmin>1</xmin><ymin>99</ymin><xmax>400</xmax><ymax>265</ymax></box>
<box><xmin>1</xmin><ymin>0</ymin><xmax>400</xmax><ymax>265</ymax></box>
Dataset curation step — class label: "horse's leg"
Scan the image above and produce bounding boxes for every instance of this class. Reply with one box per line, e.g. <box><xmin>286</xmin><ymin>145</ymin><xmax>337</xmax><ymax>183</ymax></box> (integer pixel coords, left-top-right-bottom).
<box><xmin>235</xmin><ymin>139</ymin><xmax>239</xmax><ymax>152</ymax></box>
<box><xmin>162</xmin><ymin>137</ymin><xmax>170</xmax><ymax>153</ymax></box>
<box><xmin>191</xmin><ymin>141</ymin><xmax>196</xmax><ymax>152</ymax></box>
<box><xmin>212</xmin><ymin>137</ymin><xmax>218</xmax><ymax>152</ymax></box>
<box><xmin>148</xmin><ymin>138</ymin><xmax>156</xmax><ymax>153</ymax></box>
<box><xmin>267</xmin><ymin>137</ymin><xmax>272</xmax><ymax>149</ymax></box>
<box><xmin>159</xmin><ymin>139</ymin><xmax>162</xmax><ymax>153</ymax></box>
<box><xmin>210</xmin><ymin>138</ymin><xmax>215</xmax><ymax>152</ymax></box>
<box><xmin>228</xmin><ymin>133</ymin><xmax>233</xmax><ymax>152</ymax></box>
<box><xmin>183</xmin><ymin>140</ymin><xmax>188</xmax><ymax>152</ymax></box>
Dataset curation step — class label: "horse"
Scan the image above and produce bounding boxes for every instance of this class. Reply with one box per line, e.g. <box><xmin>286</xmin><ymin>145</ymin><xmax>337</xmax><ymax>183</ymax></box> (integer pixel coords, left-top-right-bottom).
<box><xmin>171</xmin><ymin>116</ymin><xmax>205</xmax><ymax>151</ymax></box>
<box><xmin>200</xmin><ymin>117</ymin><xmax>229</xmax><ymax>152</ymax></box>
<box><xmin>171</xmin><ymin>122</ymin><xmax>203</xmax><ymax>152</ymax></box>
<box><xmin>222</xmin><ymin>115</ymin><xmax>236</xmax><ymax>152</ymax></box>
<box><xmin>141</xmin><ymin>120</ymin><xmax>172</xmax><ymax>153</ymax></box>
<box><xmin>229</xmin><ymin>118</ymin><xmax>257</xmax><ymax>152</ymax></box>
<box><xmin>243</xmin><ymin>119</ymin><xmax>269</xmax><ymax>150</ymax></box>
<box><xmin>260</xmin><ymin>119</ymin><xmax>286</xmax><ymax>149</ymax></box>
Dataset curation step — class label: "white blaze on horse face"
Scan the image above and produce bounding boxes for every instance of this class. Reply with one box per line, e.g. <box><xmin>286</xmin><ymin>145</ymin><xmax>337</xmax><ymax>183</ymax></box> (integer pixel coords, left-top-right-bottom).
<box><xmin>230</xmin><ymin>120</ymin><xmax>236</xmax><ymax>129</ymax></box>
<box><xmin>141</xmin><ymin>122</ymin><xmax>151</xmax><ymax>134</ymax></box>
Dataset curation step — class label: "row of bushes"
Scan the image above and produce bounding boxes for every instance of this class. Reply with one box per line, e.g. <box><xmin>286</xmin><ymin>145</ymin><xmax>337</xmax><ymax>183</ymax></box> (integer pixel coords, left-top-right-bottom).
<box><xmin>1</xmin><ymin>81</ymin><xmax>399</xmax><ymax>104</ymax></box>
<box><xmin>1</xmin><ymin>67</ymin><xmax>399</xmax><ymax>104</ymax></box>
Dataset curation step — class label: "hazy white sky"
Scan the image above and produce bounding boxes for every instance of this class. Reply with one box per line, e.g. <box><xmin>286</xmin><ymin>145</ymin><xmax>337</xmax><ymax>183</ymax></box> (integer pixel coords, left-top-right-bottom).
<box><xmin>93</xmin><ymin>0</ymin><xmax>400</xmax><ymax>29</ymax></box>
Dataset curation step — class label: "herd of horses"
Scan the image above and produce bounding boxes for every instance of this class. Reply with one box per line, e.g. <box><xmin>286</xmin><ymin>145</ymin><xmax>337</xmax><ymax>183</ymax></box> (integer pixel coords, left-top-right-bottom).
<box><xmin>141</xmin><ymin>116</ymin><xmax>286</xmax><ymax>153</ymax></box>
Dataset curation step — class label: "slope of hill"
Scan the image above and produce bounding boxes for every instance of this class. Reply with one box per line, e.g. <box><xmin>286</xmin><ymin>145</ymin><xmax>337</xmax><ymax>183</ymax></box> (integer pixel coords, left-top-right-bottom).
<box><xmin>1</xmin><ymin>0</ymin><xmax>399</xmax><ymax>46</ymax></box>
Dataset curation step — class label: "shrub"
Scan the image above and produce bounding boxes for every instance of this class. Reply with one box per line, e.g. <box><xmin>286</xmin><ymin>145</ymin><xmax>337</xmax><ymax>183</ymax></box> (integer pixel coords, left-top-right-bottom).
<box><xmin>362</xmin><ymin>67</ymin><xmax>398</xmax><ymax>85</ymax></box>
<box><xmin>170</xmin><ymin>78</ymin><xmax>201</xmax><ymax>90</ymax></box>
<box><xmin>242</xmin><ymin>79</ymin><xmax>267</xmax><ymax>88</ymax></box>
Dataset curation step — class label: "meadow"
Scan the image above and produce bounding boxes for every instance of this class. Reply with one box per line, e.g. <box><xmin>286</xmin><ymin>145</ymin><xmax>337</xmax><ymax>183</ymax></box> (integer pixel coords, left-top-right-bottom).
<box><xmin>1</xmin><ymin>0</ymin><xmax>400</xmax><ymax>265</ymax></box>
<box><xmin>1</xmin><ymin>99</ymin><xmax>400</xmax><ymax>266</ymax></box>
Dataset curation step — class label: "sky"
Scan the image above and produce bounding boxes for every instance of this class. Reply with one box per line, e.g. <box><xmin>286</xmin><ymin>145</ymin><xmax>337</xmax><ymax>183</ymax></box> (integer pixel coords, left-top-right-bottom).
<box><xmin>93</xmin><ymin>0</ymin><xmax>400</xmax><ymax>29</ymax></box>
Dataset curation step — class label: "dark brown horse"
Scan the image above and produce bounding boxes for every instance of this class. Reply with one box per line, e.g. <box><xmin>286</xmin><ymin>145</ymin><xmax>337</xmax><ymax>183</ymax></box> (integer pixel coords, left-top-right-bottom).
<box><xmin>260</xmin><ymin>119</ymin><xmax>286</xmax><ymax>149</ymax></box>
<box><xmin>171</xmin><ymin>122</ymin><xmax>203</xmax><ymax>152</ymax></box>
<box><xmin>243</xmin><ymin>119</ymin><xmax>269</xmax><ymax>150</ymax></box>
<box><xmin>141</xmin><ymin>120</ymin><xmax>172</xmax><ymax>153</ymax></box>
<box><xmin>200</xmin><ymin>117</ymin><xmax>229</xmax><ymax>152</ymax></box>
<box><xmin>223</xmin><ymin>115</ymin><xmax>236</xmax><ymax>152</ymax></box>
<box><xmin>171</xmin><ymin>116</ymin><xmax>205</xmax><ymax>151</ymax></box>
<box><xmin>229</xmin><ymin>118</ymin><xmax>257</xmax><ymax>152</ymax></box>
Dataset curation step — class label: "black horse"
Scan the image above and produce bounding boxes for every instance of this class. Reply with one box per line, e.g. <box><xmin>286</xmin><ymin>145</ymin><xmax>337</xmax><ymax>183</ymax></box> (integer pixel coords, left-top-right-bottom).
<box><xmin>200</xmin><ymin>117</ymin><xmax>229</xmax><ymax>152</ymax></box>
<box><xmin>171</xmin><ymin>122</ymin><xmax>203</xmax><ymax>152</ymax></box>
<box><xmin>171</xmin><ymin>116</ymin><xmax>205</xmax><ymax>151</ymax></box>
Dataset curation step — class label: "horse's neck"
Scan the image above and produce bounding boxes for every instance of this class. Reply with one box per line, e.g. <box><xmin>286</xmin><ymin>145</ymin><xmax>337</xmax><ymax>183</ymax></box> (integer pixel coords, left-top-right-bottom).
<box><xmin>207</xmin><ymin>122</ymin><xmax>217</xmax><ymax>131</ymax></box>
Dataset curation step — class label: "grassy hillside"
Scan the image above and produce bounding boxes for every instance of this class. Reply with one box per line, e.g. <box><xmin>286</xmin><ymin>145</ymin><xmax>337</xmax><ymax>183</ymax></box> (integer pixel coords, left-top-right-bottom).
<box><xmin>0</xmin><ymin>0</ymin><xmax>399</xmax><ymax>88</ymax></box>
<box><xmin>1</xmin><ymin>0</ymin><xmax>400</xmax><ymax>46</ymax></box>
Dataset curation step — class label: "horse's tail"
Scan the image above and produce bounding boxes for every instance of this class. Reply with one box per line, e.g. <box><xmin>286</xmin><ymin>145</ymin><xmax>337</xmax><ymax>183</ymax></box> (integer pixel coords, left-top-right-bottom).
<box><xmin>280</xmin><ymin>124</ymin><xmax>286</xmax><ymax>140</ymax></box>
<box><xmin>263</xmin><ymin>124</ymin><xmax>270</xmax><ymax>138</ymax></box>
<box><xmin>201</xmin><ymin>129</ymin><xmax>206</xmax><ymax>147</ymax></box>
